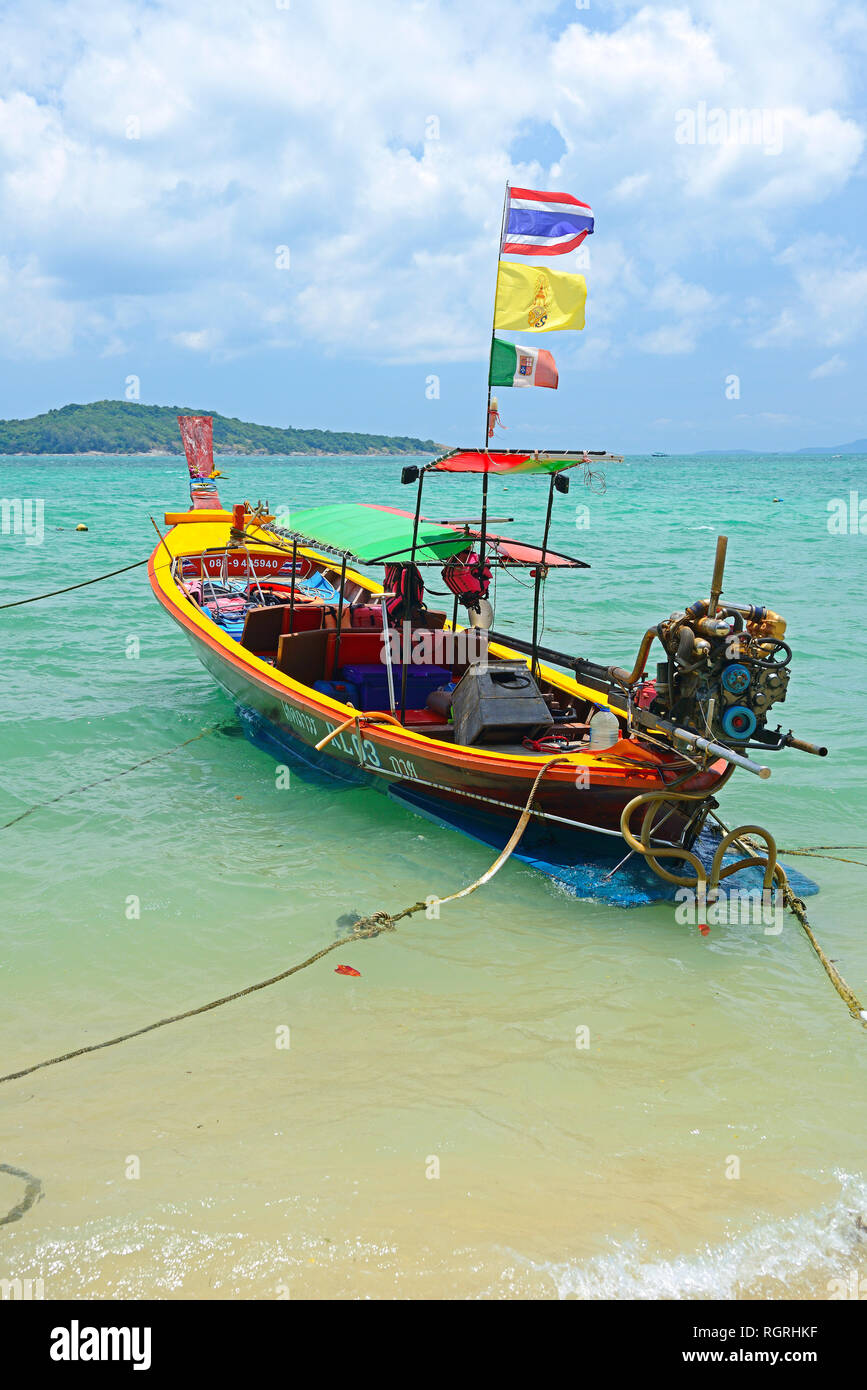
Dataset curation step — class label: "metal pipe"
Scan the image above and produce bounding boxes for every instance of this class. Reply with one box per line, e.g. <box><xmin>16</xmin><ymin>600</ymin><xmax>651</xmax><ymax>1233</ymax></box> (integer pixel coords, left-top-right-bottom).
<box><xmin>694</xmin><ymin>614</ymin><xmax>730</xmax><ymax>640</ymax></box>
<box><xmin>379</xmin><ymin>593</ymin><xmax>397</xmax><ymax>714</ymax></box>
<box><xmin>609</xmin><ymin>628</ymin><xmax>659</xmax><ymax>687</ymax></box>
<box><xmin>675</xmin><ymin>625</ymin><xmax>697</xmax><ymax>665</ymax></box>
<box><xmin>718</xmin><ymin>602</ymin><xmax>764</xmax><ymax>619</ymax></box>
<box><xmin>333</xmin><ymin>554</ymin><xmax>347</xmax><ymax>674</ymax></box>
<box><xmin>708</xmin><ymin>534</ymin><xmax>728</xmax><ymax>617</ymax></box>
<box><xmin>784</xmin><ymin>733</ymin><xmax>828</xmax><ymax>757</ymax></box>
<box><xmin>674</xmin><ymin>727</ymin><xmax>771</xmax><ymax>778</ymax></box>
<box><xmin>478</xmin><ymin>471</ymin><xmax>489</xmax><ymax>574</ymax></box>
<box><xmin>288</xmin><ymin>538</ymin><xmax>297</xmax><ymax>634</ymax></box>
<box><xmin>399</xmin><ymin>470</ymin><xmax>425</xmax><ymax>725</ymax></box>
<box><xmin>530</xmin><ymin>472</ymin><xmax>556</xmax><ymax>683</ymax></box>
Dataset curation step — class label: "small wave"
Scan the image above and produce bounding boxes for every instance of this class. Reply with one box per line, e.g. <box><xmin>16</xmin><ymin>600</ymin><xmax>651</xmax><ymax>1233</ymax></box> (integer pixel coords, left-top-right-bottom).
<box><xmin>516</xmin><ymin>1172</ymin><xmax>867</xmax><ymax>1299</ymax></box>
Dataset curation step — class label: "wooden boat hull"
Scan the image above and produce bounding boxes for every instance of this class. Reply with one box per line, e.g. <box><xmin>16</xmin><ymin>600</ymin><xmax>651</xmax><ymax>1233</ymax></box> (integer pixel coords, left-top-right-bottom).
<box><xmin>149</xmin><ymin>532</ymin><xmax>727</xmax><ymax>852</ymax></box>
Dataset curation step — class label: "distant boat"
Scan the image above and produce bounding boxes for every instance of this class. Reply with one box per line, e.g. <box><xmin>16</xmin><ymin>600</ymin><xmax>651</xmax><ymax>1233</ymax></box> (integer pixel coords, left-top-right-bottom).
<box><xmin>651</xmin><ymin>452</ymin><xmax>669</xmax><ymax>457</ymax></box>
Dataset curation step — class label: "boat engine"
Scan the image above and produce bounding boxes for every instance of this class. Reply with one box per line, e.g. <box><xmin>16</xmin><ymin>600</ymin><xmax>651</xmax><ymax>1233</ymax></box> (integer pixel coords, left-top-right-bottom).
<box><xmin>647</xmin><ymin>601</ymin><xmax>791</xmax><ymax>746</ymax></box>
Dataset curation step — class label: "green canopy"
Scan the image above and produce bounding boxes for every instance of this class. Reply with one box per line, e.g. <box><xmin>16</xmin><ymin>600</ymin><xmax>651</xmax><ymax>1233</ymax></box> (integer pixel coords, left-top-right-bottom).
<box><xmin>273</xmin><ymin>503</ymin><xmax>471</xmax><ymax>565</ymax></box>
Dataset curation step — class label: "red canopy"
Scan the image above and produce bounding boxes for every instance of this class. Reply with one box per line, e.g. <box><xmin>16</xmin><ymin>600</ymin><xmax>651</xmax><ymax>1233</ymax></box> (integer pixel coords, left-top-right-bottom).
<box><xmin>428</xmin><ymin>450</ymin><xmax>582</xmax><ymax>476</ymax></box>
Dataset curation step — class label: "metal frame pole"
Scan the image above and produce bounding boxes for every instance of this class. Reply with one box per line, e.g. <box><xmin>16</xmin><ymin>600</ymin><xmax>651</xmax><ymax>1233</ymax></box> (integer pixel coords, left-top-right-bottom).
<box><xmin>530</xmin><ymin>472</ymin><xmax>556</xmax><ymax>683</ymax></box>
<box><xmin>333</xmin><ymin>554</ymin><xmax>347</xmax><ymax>674</ymax></box>
<box><xmin>399</xmin><ymin>470</ymin><xmax>425</xmax><ymax>725</ymax></box>
<box><xmin>288</xmin><ymin>539</ymin><xmax>297</xmax><ymax>633</ymax></box>
<box><xmin>379</xmin><ymin>593</ymin><xmax>397</xmax><ymax>714</ymax></box>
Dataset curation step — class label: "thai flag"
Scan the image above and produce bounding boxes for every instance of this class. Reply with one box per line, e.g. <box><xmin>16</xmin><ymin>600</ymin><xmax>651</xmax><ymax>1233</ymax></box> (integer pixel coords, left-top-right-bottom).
<box><xmin>501</xmin><ymin>186</ymin><xmax>594</xmax><ymax>257</ymax></box>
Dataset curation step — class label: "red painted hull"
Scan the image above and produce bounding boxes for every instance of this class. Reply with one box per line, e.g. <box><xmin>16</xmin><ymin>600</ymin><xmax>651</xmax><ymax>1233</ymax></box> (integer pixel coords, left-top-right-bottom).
<box><xmin>150</xmin><ymin>553</ymin><xmax>727</xmax><ymax>846</ymax></box>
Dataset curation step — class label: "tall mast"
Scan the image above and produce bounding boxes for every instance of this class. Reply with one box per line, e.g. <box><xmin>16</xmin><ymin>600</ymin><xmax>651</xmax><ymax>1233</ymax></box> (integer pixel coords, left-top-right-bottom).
<box><xmin>483</xmin><ymin>180</ymin><xmax>510</xmax><ymax>448</ymax></box>
<box><xmin>479</xmin><ymin>180</ymin><xmax>510</xmax><ymax>580</ymax></box>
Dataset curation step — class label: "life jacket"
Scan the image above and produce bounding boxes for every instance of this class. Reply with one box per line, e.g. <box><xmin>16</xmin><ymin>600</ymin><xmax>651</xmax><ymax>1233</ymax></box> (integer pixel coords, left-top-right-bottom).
<box><xmin>383</xmin><ymin>563</ymin><xmax>424</xmax><ymax>625</ymax></box>
<box><xmin>441</xmin><ymin>550</ymin><xmax>492</xmax><ymax>613</ymax></box>
<box><xmin>349</xmin><ymin>604</ymin><xmax>384</xmax><ymax>629</ymax></box>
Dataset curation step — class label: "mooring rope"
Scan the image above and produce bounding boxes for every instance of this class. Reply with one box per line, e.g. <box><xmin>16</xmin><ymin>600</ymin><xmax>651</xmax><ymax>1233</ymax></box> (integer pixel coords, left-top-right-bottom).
<box><xmin>0</xmin><ymin>557</ymin><xmax>149</xmax><ymax>610</ymax></box>
<box><xmin>0</xmin><ymin>726</ymin><xmax>229</xmax><ymax>831</ymax></box>
<box><xmin>0</xmin><ymin>1164</ymin><xmax>44</xmax><ymax>1226</ymax></box>
<box><xmin>737</xmin><ymin>832</ymin><xmax>866</xmax><ymax>1027</ymax></box>
<box><xmin>777</xmin><ymin>847</ymin><xmax>867</xmax><ymax>867</ymax></box>
<box><xmin>0</xmin><ymin>756</ymin><xmax>569</xmax><ymax>1086</ymax></box>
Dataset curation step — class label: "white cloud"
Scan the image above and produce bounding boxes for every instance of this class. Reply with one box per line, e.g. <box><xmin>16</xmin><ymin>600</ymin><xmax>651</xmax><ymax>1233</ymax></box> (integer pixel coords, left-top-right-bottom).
<box><xmin>810</xmin><ymin>353</ymin><xmax>847</xmax><ymax>378</ymax></box>
<box><xmin>172</xmin><ymin>329</ymin><xmax>219</xmax><ymax>352</ymax></box>
<box><xmin>610</xmin><ymin>173</ymin><xmax>652</xmax><ymax>201</ymax></box>
<box><xmin>0</xmin><ymin>255</ymin><xmax>77</xmax><ymax>358</ymax></box>
<box><xmin>754</xmin><ymin>237</ymin><xmax>867</xmax><ymax>348</ymax></box>
<box><xmin>636</xmin><ymin>272</ymin><xmax>721</xmax><ymax>353</ymax></box>
<box><xmin>0</xmin><ymin>0</ymin><xmax>862</xmax><ymax>367</ymax></box>
<box><xmin>639</xmin><ymin>323</ymin><xmax>700</xmax><ymax>354</ymax></box>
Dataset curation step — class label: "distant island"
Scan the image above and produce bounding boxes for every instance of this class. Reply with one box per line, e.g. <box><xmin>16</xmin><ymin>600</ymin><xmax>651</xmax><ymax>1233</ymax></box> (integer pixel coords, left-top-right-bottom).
<box><xmin>795</xmin><ymin>438</ymin><xmax>867</xmax><ymax>454</ymax></box>
<box><xmin>0</xmin><ymin>401</ymin><xmax>443</xmax><ymax>457</ymax></box>
<box><xmin>684</xmin><ymin>439</ymin><xmax>867</xmax><ymax>456</ymax></box>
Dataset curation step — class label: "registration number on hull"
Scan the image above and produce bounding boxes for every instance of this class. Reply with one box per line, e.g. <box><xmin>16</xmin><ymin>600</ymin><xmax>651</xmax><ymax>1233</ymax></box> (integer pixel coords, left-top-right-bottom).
<box><xmin>280</xmin><ymin>700</ymin><xmax>387</xmax><ymax>771</ymax></box>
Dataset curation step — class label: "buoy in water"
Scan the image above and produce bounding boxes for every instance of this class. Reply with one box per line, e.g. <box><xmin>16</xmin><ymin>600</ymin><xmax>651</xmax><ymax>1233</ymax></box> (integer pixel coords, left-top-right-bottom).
<box><xmin>75</xmin><ymin>523</ymin><xmax>88</xmax><ymax>531</ymax></box>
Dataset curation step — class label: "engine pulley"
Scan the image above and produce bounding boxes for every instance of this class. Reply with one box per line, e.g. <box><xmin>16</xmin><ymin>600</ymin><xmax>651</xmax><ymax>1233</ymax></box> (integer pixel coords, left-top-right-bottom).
<box><xmin>721</xmin><ymin>705</ymin><xmax>758</xmax><ymax>740</ymax></box>
<box><xmin>721</xmin><ymin>662</ymin><xmax>752</xmax><ymax>695</ymax></box>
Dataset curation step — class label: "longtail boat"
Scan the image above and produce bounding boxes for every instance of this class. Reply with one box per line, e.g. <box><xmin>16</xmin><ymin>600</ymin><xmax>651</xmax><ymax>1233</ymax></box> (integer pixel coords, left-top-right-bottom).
<box><xmin>150</xmin><ymin>185</ymin><xmax>826</xmax><ymax>903</ymax></box>
<box><xmin>149</xmin><ymin>419</ymin><xmax>827</xmax><ymax>904</ymax></box>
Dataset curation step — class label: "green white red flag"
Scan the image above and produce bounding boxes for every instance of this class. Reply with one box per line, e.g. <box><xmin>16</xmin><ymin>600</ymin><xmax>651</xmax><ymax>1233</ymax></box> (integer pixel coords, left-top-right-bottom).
<box><xmin>489</xmin><ymin>336</ymin><xmax>558</xmax><ymax>389</ymax></box>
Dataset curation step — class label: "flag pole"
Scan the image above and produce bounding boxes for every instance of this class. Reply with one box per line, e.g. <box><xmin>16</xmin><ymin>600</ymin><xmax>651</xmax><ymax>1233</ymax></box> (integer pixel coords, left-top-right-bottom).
<box><xmin>483</xmin><ymin>180</ymin><xmax>510</xmax><ymax>449</ymax></box>
<box><xmin>479</xmin><ymin>180</ymin><xmax>510</xmax><ymax>583</ymax></box>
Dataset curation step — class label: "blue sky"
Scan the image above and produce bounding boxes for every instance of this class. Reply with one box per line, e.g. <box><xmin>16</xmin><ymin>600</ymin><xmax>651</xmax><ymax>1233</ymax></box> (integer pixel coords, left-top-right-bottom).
<box><xmin>0</xmin><ymin>0</ymin><xmax>865</xmax><ymax>452</ymax></box>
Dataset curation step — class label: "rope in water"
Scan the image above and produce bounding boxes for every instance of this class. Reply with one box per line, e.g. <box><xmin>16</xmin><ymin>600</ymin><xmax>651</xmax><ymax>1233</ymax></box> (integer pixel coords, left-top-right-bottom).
<box><xmin>0</xmin><ymin>726</ymin><xmax>229</xmax><ymax>831</ymax></box>
<box><xmin>776</xmin><ymin>847</ymin><xmax>867</xmax><ymax>867</ymax></box>
<box><xmin>737</xmin><ymin>832</ymin><xmax>867</xmax><ymax>1026</ymax></box>
<box><xmin>0</xmin><ymin>1164</ymin><xmax>44</xmax><ymax>1226</ymax></box>
<box><xmin>0</xmin><ymin>756</ymin><xmax>570</xmax><ymax>1086</ymax></box>
<box><xmin>0</xmin><ymin>557</ymin><xmax>149</xmax><ymax>610</ymax></box>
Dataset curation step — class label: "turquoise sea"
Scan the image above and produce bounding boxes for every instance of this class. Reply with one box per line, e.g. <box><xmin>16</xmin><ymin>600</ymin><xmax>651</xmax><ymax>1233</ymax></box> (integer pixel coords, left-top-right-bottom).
<box><xmin>1</xmin><ymin>451</ymin><xmax>866</xmax><ymax>1299</ymax></box>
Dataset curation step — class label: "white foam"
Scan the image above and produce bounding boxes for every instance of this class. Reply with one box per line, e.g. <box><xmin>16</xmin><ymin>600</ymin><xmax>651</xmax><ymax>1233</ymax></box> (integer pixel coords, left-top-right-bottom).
<box><xmin>514</xmin><ymin>1171</ymin><xmax>867</xmax><ymax>1300</ymax></box>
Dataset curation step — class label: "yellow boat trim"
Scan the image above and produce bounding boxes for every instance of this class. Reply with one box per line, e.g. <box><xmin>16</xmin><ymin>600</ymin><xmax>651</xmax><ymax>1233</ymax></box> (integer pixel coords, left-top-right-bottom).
<box><xmin>152</xmin><ymin>518</ymin><xmax>636</xmax><ymax>770</ymax></box>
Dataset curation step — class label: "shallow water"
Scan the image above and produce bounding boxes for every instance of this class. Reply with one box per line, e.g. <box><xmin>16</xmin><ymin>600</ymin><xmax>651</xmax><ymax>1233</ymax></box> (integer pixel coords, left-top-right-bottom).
<box><xmin>1</xmin><ymin>452</ymin><xmax>865</xmax><ymax>1299</ymax></box>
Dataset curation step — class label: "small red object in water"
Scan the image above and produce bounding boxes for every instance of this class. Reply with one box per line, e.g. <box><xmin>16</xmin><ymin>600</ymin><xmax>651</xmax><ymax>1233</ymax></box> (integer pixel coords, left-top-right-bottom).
<box><xmin>335</xmin><ymin>964</ymin><xmax>361</xmax><ymax>976</ymax></box>
<box><xmin>698</xmin><ymin>924</ymin><xmax>710</xmax><ymax>936</ymax></box>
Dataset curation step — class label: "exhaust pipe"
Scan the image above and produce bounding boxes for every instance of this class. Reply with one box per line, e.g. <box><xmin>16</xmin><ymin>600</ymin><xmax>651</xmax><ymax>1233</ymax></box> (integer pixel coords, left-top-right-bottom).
<box><xmin>609</xmin><ymin>627</ymin><xmax>659</xmax><ymax>687</ymax></box>
<box><xmin>708</xmin><ymin>535</ymin><xmax>727</xmax><ymax>617</ymax></box>
<box><xmin>784</xmin><ymin>733</ymin><xmax>828</xmax><ymax>757</ymax></box>
<box><xmin>674</xmin><ymin>727</ymin><xmax>771</xmax><ymax>779</ymax></box>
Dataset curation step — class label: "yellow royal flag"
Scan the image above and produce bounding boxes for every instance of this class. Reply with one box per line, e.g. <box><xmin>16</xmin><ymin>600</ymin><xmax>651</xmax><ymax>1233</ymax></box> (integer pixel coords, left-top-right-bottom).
<box><xmin>494</xmin><ymin>259</ymin><xmax>586</xmax><ymax>332</ymax></box>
